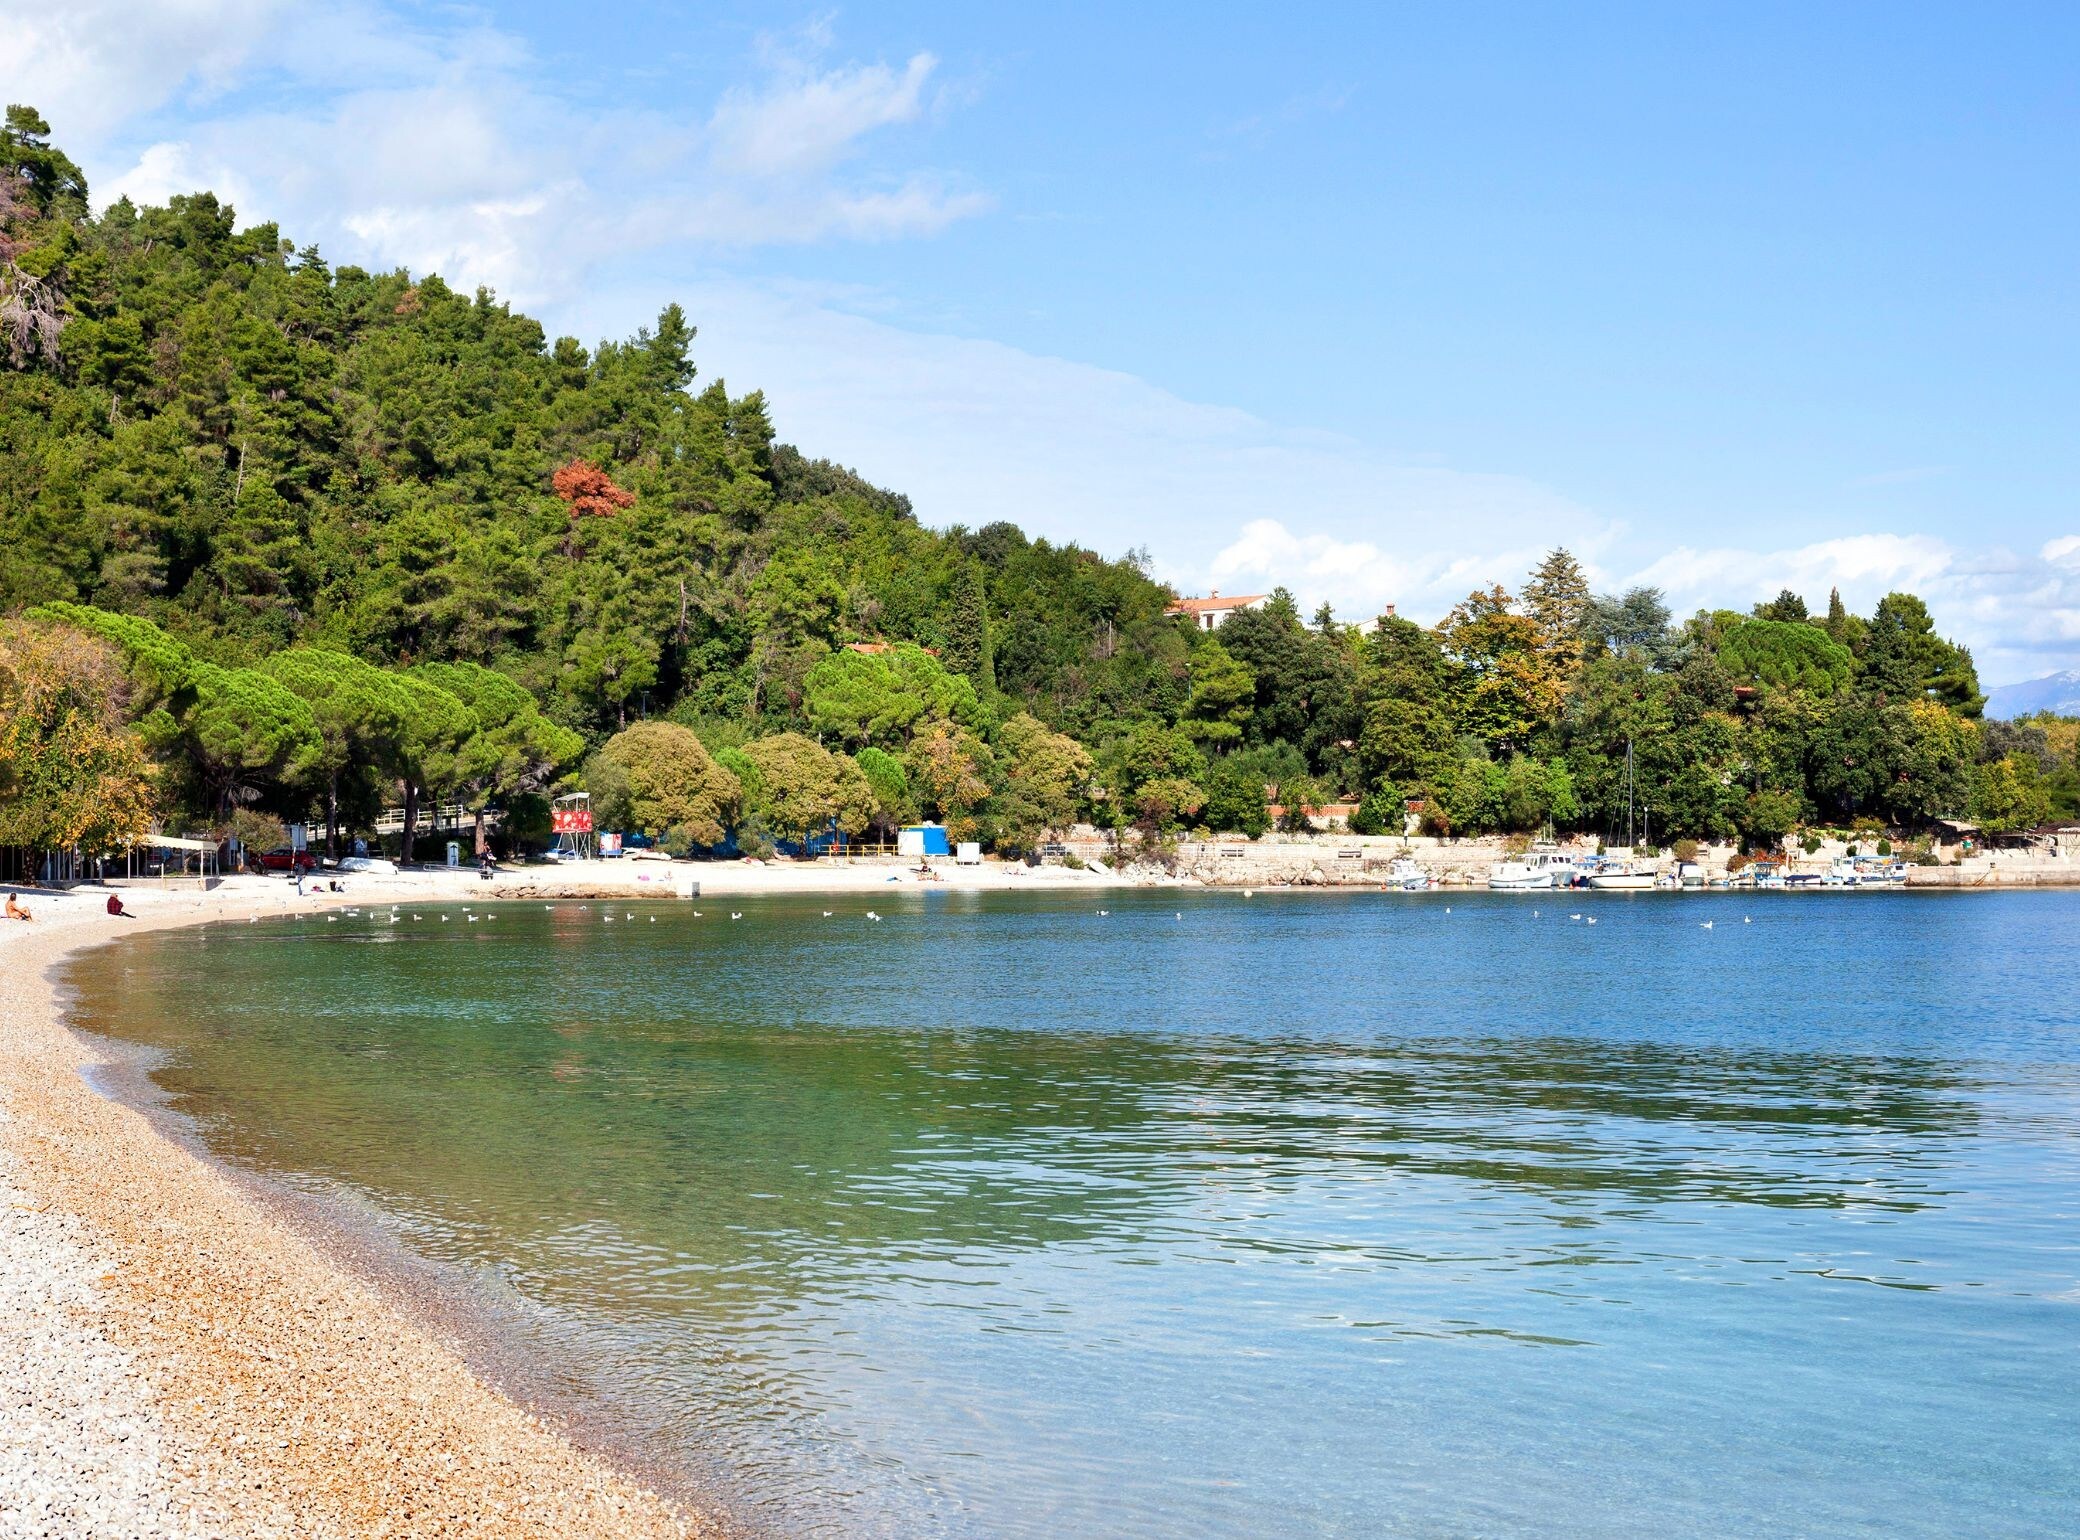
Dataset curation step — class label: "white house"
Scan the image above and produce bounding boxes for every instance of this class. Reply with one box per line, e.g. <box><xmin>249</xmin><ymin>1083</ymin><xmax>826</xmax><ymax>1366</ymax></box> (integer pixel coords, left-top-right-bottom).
<box><xmin>1165</xmin><ymin>590</ymin><xmax>1267</xmax><ymax>631</ymax></box>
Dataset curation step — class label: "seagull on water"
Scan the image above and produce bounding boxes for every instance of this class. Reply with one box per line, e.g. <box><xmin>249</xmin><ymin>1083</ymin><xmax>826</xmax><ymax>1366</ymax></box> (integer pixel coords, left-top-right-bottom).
<box><xmin>823</xmin><ymin>910</ymin><xmax>834</xmax><ymax>918</ymax></box>
<box><xmin>866</xmin><ymin>911</ymin><xmax>882</xmax><ymax>921</ymax></box>
<box><xmin>1586</xmin><ymin>916</ymin><xmax>1597</xmax><ymax>925</ymax></box>
<box><xmin>1700</xmin><ymin>920</ymin><xmax>1714</xmax><ymax>929</ymax></box>
<box><xmin>731</xmin><ymin>912</ymin><xmax>743</xmax><ymax>921</ymax></box>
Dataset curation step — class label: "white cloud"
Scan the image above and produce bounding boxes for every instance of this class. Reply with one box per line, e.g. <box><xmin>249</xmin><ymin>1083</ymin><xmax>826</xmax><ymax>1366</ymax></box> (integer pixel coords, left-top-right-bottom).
<box><xmin>95</xmin><ymin>140</ymin><xmax>253</xmax><ymax>215</ymax></box>
<box><xmin>0</xmin><ymin>0</ymin><xmax>286</xmax><ymax>143</ymax></box>
<box><xmin>1630</xmin><ymin>532</ymin><xmax>2080</xmax><ymax>684</ymax></box>
<box><xmin>34</xmin><ymin>4</ymin><xmax>983</xmax><ymax>308</ymax></box>
<box><xmin>626</xmin><ymin>275</ymin><xmax>1606</xmax><ymax>614</ymax></box>
<box><xmin>709</xmin><ymin>53</ymin><xmax>938</xmax><ymax>177</ymax></box>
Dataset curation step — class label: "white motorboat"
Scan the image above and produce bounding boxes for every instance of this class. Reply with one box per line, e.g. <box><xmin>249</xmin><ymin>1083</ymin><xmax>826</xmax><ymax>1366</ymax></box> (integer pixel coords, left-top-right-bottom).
<box><xmin>1488</xmin><ymin>858</ymin><xmax>1555</xmax><ymax>890</ymax></box>
<box><xmin>1488</xmin><ymin>840</ymin><xmax>1585</xmax><ymax>891</ymax></box>
<box><xmin>1586</xmin><ymin>862</ymin><xmax>1655</xmax><ymax>891</ymax></box>
<box><xmin>1387</xmin><ymin>856</ymin><xmax>1435</xmax><ymax>891</ymax></box>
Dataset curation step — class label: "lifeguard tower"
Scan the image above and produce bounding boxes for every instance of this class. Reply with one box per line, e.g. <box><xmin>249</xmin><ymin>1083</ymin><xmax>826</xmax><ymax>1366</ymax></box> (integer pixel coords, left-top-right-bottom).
<box><xmin>551</xmin><ymin>792</ymin><xmax>595</xmax><ymax>861</ymax></box>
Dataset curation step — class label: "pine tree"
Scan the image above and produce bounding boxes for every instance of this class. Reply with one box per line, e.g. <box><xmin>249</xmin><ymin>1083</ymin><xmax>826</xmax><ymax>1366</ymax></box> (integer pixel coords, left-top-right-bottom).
<box><xmin>1825</xmin><ymin>587</ymin><xmax>1849</xmax><ymax>639</ymax></box>
<box><xmin>1524</xmin><ymin>548</ymin><xmax>1591</xmax><ymax>664</ymax></box>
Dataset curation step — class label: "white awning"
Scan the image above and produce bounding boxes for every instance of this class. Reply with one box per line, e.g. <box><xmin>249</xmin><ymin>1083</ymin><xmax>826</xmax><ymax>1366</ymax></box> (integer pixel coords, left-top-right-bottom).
<box><xmin>131</xmin><ymin>834</ymin><xmax>219</xmax><ymax>852</ymax></box>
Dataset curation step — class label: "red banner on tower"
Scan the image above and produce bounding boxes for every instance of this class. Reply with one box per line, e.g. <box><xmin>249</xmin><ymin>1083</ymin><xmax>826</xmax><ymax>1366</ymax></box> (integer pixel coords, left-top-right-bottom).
<box><xmin>551</xmin><ymin>807</ymin><xmax>594</xmax><ymax>833</ymax></box>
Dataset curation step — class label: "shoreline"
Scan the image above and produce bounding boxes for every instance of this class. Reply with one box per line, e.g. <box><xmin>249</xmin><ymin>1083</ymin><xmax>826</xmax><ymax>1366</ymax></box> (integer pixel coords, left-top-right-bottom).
<box><xmin>6</xmin><ymin>867</ymin><xmax>2071</xmax><ymax>1535</ymax></box>
<box><xmin>0</xmin><ymin>877</ymin><xmax>720</xmax><ymax>1539</ymax></box>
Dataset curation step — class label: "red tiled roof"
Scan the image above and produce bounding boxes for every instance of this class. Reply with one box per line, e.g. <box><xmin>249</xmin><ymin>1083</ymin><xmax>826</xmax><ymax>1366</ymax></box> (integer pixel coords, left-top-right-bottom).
<box><xmin>1165</xmin><ymin>593</ymin><xmax>1266</xmax><ymax>615</ymax></box>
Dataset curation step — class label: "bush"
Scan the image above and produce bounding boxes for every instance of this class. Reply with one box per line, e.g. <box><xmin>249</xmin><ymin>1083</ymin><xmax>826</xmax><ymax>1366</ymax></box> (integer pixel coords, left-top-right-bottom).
<box><xmin>1726</xmin><ymin>850</ymin><xmax>1750</xmax><ymax>872</ymax></box>
<box><xmin>1672</xmin><ymin>838</ymin><xmax>1700</xmax><ymax>864</ymax></box>
<box><xmin>1800</xmin><ymin>832</ymin><xmax>1823</xmax><ymax>855</ymax></box>
<box><xmin>1061</xmin><ymin>852</ymin><xmax>1086</xmax><ymax>871</ymax></box>
<box><xmin>1877</xmin><ymin>837</ymin><xmax>1893</xmax><ymax>856</ymax></box>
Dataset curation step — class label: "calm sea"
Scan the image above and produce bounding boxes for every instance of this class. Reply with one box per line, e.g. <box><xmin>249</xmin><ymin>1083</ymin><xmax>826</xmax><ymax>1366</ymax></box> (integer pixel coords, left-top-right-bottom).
<box><xmin>66</xmin><ymin>889</ymin><xmax>2080</xmax><ymax>1538</ymax></box>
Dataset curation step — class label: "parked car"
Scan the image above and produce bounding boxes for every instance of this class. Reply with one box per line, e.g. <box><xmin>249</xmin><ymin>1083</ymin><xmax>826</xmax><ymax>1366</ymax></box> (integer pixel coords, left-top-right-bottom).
<box><xmin>254</xmin><ymin>847</ymin><xmax>316</xmax><ymax>874</ymax></box>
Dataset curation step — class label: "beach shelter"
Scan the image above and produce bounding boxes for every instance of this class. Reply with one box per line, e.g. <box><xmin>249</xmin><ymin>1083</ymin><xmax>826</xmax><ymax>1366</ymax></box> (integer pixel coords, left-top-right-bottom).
<box><xmin>125</xmin><ymin>833</ymin><xmax>222</xmax><ymax>885</ymax></box>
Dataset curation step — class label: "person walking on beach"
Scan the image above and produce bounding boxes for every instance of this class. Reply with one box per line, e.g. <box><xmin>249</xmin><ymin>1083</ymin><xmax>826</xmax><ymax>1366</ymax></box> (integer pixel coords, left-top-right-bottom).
<box><xmin>5</xmin><ymin>893</ymin><xmax>31</xmax><ymax>922</ymax></box>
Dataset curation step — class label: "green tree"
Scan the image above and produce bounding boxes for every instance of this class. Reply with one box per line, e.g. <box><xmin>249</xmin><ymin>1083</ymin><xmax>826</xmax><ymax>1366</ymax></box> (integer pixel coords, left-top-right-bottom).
<box><xmin>854</xmin><ymin>746</ymin><xmax>916</xmax><ymax>837</ymax></box>
<box><xmin>1202</xmin><ymin>757</ymin><xmax>1270</xmax><ymax>837</ymax></box>
<box><xmin>1437</xmin><ymin>585</ymin><xmax>1562</xmax><ymax>752</ymax></box>
<box><xmin>1357</xmin><ymin>617</ymin><xmax>1457</xmax><ymax>792</ymax></box>
<box><xmin>739</xmin><ymin>732</ymin><xmax>871</xmax><ymax>846</ymax></box>
<box><xmin>1715</xmin><ymin>616</ymin><xmax>1856</xmax><ymax>696</ymax></box>
<box><xmin>387</xmin><ymin>672</ymin><xmax>472</xmax><ymax>865</ymax></box>
<box><xmin>1183</xmin><ymin>638</ymin><xmax>1256</xmax><ymax>744</ymax></box>
<box><xmin>993</xmin><ymin>712</ymin><xmax>1093</xmax><ymax>850</ymax></box>
<box><xmin>183</xmin><ymin>663</ymin><xmax>322</xmax><ymax>816</ymax></box>
<box><xmin>1523</xmin><ymin>548</ymin><xmax>1592</xmax><ymax>670</ymax></box>
<box><xmin>259</xmin><ymin>647</ymin><xmax>407</xmax><ymax>856</ymax></box>
<box><xmin>905</xmin><ymin>722</ymin><xmax>996</xmax><ymax>841</ymax></box>
<box><xmin>1970</xmin><ymin>755</ymin><xmax>2050</xmax><ymax>833</ymax></box>
<box><xmin>805</xmin><ymin>643</ymin><xmax>986</xmax><ymax>749</ymax></box>
<box><xmin>587</xmin><ymin>721</ymin><xmax>741</xmax><ymax>846</ymax></box>
<box><xmin>415</xmin><ymin>662</ymin><xmax>583</xmax><ymax>854</ymax></box>
<box><xmin>1865</xmin><ymin>592</ymin><xmax>1984</xmax><ymax>716</ymax></box>
<box><xmin>942</xmin><ymin>557</ymin><xmax>995</xmax><ymax>689</ymax></box>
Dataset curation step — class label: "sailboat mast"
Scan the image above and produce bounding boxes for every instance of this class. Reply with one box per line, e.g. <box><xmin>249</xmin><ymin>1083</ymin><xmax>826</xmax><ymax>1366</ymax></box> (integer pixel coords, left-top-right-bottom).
<box><xmin>1625</xmin><ymin>739</ymin><xmax>1636</xmax><ymax>848</ymax></box>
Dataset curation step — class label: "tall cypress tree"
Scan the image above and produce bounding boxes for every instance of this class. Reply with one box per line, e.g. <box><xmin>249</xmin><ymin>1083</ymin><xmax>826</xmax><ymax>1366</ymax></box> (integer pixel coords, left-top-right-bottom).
<box><xmin>944</xmin><ymin>558</ymin><xmax>994</xmax><ymax>690</ymax></box>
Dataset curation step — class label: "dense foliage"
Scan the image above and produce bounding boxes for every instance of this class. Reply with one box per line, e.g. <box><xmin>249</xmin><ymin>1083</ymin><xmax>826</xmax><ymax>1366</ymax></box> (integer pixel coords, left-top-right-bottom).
<box><xmin>2</xmin><ymin>108</ymin><xmax>2074</xmax><ymax>860</ymax></box>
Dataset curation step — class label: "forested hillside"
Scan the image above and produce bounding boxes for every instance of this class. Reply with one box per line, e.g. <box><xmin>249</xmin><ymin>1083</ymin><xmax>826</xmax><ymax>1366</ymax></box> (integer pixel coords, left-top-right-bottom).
<box><xmin>2</xmin><ymin>106</ymin><xmax>2075</xmax><ymax>863</ymax></box>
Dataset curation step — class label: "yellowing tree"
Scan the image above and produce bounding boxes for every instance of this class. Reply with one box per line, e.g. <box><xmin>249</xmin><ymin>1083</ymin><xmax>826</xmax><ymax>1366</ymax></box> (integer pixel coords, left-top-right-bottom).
<box><xmin>0</xmin><ymin>618</ymin><xmax>157</xmax><ymax>854</ymax></box>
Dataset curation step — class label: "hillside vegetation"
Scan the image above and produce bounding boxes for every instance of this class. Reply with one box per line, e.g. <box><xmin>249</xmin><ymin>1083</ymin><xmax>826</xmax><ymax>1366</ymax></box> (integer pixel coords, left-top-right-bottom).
<box><xmin>2</xmin><ymin>106</ymin><xmax>2075</xmax><ymax>864</ymax></box>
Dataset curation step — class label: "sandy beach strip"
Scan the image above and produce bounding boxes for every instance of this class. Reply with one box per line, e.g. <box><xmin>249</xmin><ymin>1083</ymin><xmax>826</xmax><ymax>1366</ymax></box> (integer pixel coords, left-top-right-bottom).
<box><xmin>0</xmin><ymin>879</ymin><xmax>713</xmax><ymax>1539</ymax></box>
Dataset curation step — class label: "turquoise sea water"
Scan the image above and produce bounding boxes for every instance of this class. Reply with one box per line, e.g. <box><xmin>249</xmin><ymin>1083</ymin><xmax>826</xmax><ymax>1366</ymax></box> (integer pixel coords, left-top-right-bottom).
<box><xmin>68</xmin><ymin>889</ymin><xmax>2080</xmax><ymax>1537</ymax></box>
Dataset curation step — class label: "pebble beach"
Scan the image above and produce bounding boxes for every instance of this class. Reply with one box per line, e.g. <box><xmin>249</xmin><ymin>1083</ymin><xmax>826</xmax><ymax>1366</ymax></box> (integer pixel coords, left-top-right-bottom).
<box><xmin>0</xmin><ymin>878</ymin><xmax>712</xmax><ymax>1539</ymax></box>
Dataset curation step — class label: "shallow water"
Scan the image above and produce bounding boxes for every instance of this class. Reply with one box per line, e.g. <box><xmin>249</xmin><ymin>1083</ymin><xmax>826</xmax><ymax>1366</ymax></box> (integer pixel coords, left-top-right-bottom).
<box><xmin>68</xmin><ymin>889</ymin><xmax>2080</xmax><ymax>1537</ymax></box>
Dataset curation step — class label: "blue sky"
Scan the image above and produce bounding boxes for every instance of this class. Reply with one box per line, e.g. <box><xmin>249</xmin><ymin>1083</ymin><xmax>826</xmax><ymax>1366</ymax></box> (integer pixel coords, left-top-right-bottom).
<box><xmin>6</xmin><ymin>1</ymin><xmax>2078</xmax><ymax>680</ymax></box>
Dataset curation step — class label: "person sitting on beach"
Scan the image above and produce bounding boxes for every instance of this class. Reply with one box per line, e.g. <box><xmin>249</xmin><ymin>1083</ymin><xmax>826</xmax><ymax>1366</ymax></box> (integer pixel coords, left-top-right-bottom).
<box><xmin>106</xmin><ymin>894</ymin><xmax>131</xmax><ymax>918</ymax></box>
<box><xmin>4</xmin><ymin>894</ymin><xmax>31</xmax><ymax>922</ymax></box>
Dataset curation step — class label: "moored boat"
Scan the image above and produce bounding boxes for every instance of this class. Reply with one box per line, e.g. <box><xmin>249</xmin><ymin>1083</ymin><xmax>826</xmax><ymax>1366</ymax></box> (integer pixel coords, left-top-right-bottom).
<box><xmin>1487</xmin><ymin>858</ymin><xmax>1554</xmax><ymax>890</ymax></box>
<box><xmin>1387</xmin><ymin>856</ymin><xmax>1436</xmax><ymax>891</ymax></box>
<box><xmin>1586</xmin><ymin>862</ymin><xmax>1655</xmax><ymax>891</ymax></box>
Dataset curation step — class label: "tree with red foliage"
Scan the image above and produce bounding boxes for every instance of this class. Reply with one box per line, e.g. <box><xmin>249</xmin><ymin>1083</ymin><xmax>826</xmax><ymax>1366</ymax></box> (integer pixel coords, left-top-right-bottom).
<box><xmin>551</xmin><ymin>458</ymin><xmax>634</xmax><ymax>555</ymax></box>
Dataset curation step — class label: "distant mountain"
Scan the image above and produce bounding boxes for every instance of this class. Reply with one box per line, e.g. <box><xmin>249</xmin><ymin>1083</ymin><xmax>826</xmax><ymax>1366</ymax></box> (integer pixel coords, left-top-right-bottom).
<box><xmin>1986</xmin><ymin>671</ymin><xmax>2080</xmax><ymax>720</ymax></box>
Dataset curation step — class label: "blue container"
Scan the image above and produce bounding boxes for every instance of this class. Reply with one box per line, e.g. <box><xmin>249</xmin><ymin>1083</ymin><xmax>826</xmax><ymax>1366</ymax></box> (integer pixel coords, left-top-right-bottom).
<box><xmin>904</xmin><ymin>824</ymin><xmax>951</xmax><ymax>856</ymax></box>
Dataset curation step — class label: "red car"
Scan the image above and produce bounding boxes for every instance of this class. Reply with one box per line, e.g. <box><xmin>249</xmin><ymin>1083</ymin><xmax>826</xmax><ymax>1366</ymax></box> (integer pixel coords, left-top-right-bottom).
<box><xmin>254</xmin><ymin>847</ymin><xmax>317</xmax><ymax>874</ymax></box>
